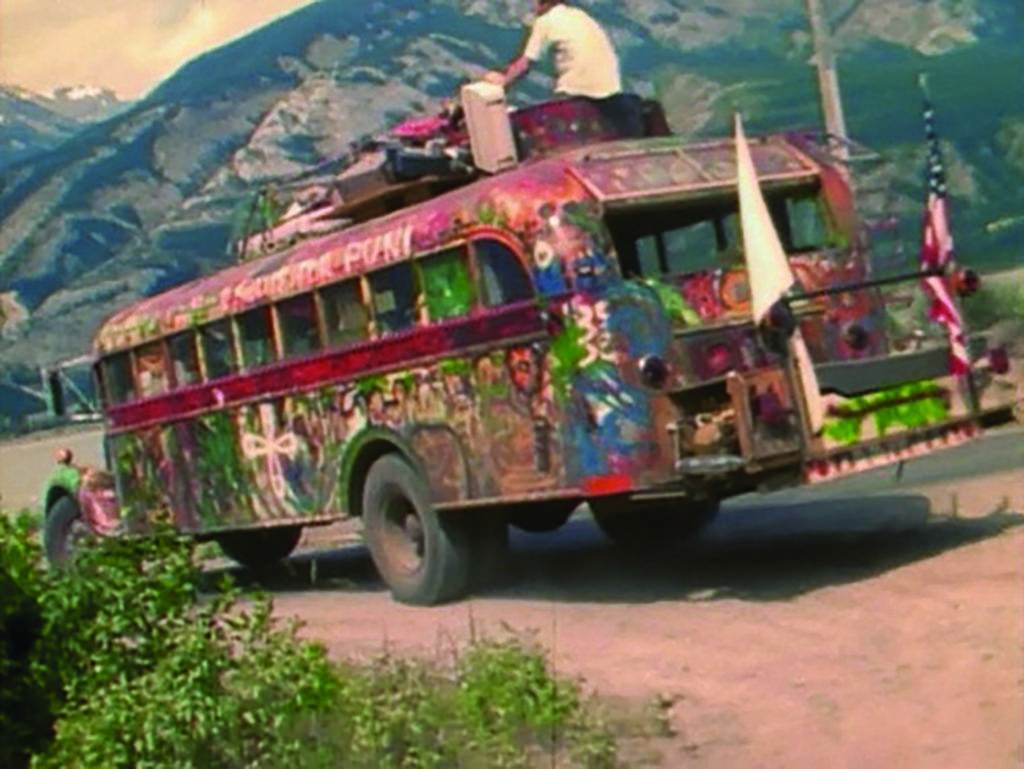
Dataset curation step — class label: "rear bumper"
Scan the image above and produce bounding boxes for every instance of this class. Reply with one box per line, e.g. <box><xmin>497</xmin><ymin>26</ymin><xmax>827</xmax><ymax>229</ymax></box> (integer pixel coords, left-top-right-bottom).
<box><xmin>803</xmin><ymin>419</ymin><xmax>980</xmax><ymax>484</ymax></box>
<box><xmin>816</xmin><ymin>337</ymin><xmax>989</xmax><ymax>397</ymax></box>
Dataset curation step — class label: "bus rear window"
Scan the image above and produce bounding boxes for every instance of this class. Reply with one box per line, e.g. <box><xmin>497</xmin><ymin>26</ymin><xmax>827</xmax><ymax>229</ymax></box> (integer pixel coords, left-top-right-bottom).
<box><xmin>237</xmin><ymin>307</ymin><xmax>276</xmax><ymax>369</ymax></box>
<box><xmin>168</xmin><ymin>332</ymin><xmax>201</xmax><ymax>387</ymax></box>
<box><xmin>369</xmin><ymin>263</ymin><xmax>418</xmax><ymax>335</ymax></box>
<box><xmin>475</xmin><ymin>239</ymin><xmax>534</xmax><ymax>307</ymax></box>
<box><xmin>277</xmin><ymin>294</ymin><xmax>321</xmax><ymax>359</ymax></box>
<box><xmin>200</xmin><ymin>320</ymin><xmax>237</xmax><ymax>380</ymax></box>
<box><xmin>606</xmin><ymin>188</ymin><xmax>830</xmax><ymax>280</ymax></box>
<box><xmin>321</xmin><ymin>280</ymin><xmax>369</xmax><ymax>348</ymax></box>
<box><xmin>420</xmin><ymin>247</ymin><xmax>474</xmax><ymax>321</ymax></box>
<box><xmin>784</xmin><ymin>195</ymin><xmax>830</xmax><ymax>252</ymax></box>
<box><xmin>102</xmin><ymin>352</ymin><xmax>135</xmax><ymax>405</ymax></box>
<box><xmin>635</xmin><ymin>220</ymin><xmax>720</xmax><ymax>276</ymax></box>
<box><xmin>136</xmin><ymin>343</ymin><xmax>169</xmax><ymax>398</ymax></box>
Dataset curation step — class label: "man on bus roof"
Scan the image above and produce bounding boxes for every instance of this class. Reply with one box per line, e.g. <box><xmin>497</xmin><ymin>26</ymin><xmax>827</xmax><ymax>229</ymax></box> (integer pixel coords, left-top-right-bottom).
<box><xmin>484</xmin><ymin>0</ymin><xmax>619</xmax><ymax>100</ymax></box>
<box><xmin>483</xmin><ymin>0</ymin><xmax>643</xmax><ymax>136</ymax></box>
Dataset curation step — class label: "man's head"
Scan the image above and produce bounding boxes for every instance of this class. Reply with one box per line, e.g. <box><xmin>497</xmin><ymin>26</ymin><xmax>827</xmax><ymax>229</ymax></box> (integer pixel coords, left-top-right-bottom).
<box><xmin>534</xmin><ymin>0</ymin><xmax>563</xmax><ymax>14</ymax></box>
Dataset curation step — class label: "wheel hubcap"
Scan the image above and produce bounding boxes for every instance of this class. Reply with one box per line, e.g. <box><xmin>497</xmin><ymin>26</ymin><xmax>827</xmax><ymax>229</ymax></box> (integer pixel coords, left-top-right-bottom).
<box><xmin>381</xmin><ymin>495</ymin><xmax>425</xmax><ymax>575</ymax></box>
<box><xmin>403</xmin><ymin>513</ymin><xmax>425</xmax><ymax>558</ymax></box>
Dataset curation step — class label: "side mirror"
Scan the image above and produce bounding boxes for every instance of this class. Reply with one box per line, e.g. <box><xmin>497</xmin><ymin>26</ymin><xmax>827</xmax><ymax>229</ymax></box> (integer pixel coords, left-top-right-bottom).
<box><xmin>46</xmin><ymin>370</ymin><xmax>66</xmax><ymax>417</ymax></box>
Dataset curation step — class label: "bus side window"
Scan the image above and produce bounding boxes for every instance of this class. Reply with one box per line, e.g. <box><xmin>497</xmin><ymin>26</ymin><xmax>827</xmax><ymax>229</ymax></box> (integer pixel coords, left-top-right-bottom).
<box><xmin>101</xmin><ymin>352</ymin><xmax>135</xmax><ymax>405</ymax></box>
<box><xmin>369</xmin><ymin>263</ymin><xmax>418</xmax><ymax>335</ymax></box>
<box><xmin>419</xmin><ymin>246</ymin><xmax>474</xmax><ymax>321</ymax></box>
<box><xmin>321</xmin><ymin>280</ymin><xmax>369</xmax><ymax>348</ymax></box>
<box><xmin>474</xmin><ymin>239</ymin><xmax>534</xmax><ymax>307</ymax></box>
<box><xmin>237</xmin><ymin>306</ymin><xmax>276</xmax><ymax>369</ymax></box>
<box><xmin>277</xmin><ymin>294</ymin><xmax>321</xmax><ymax>359</ymax></box>
<box><xmin>200</xmin><ymin>319</ymin><xmax>238</xmax><ymax>380</ymax></box>
<box><xmin>136</xmin><ymin>342</ymin><xmax>170</xmax><ymax>398</ymax></box>
<box><xmin>168</xmin><ymin>331</ymin><xmax>201</xmax><ymax>388</ymax></box>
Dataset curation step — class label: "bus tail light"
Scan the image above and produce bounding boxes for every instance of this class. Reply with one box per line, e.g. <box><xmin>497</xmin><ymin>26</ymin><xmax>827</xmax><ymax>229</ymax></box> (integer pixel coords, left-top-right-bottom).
<box><xmin>842</xmin><ymin>323</ymin><xmax>870</xmax><ymax>351</ymax></box>
<box><xmin>989</xmin><ymin>346</ymin><xmax>1010</xmax><ymax>375</ymax></box>
<box><xmin>638</xmin><ymin>355</ymin><xmax>670</xmax><ymax>389</ymax></box>
<box><xmin>953</xmin><ymin>268</ymin><xmax>980</xmax><ymax>297</ymax></box>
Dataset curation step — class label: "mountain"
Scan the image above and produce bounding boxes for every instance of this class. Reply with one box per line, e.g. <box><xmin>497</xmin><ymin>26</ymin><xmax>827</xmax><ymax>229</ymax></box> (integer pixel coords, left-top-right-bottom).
<box><xmin>0</xmin><ymin>0</ymin><xmax>1021</xmax><ymax>410</ymax></box>
<box><xmin>0</xmin><ymin>86</ymin><xmax>80</xmax><ymax>169</ymax></box>
<box><xmin>46</xmin><ymin>85</ymin><xmax>127</xmax><ymax>123</ymax></box>
<box><xmin>0</xmin><ymin>84</ymin><xmax>129</xmax><ymax>171</ymax></box>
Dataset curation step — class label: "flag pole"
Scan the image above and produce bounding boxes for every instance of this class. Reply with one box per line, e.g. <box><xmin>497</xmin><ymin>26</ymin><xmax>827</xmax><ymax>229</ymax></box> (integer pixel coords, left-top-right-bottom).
<box><xmin>734</xmin><ymin>114</ymin><xmax>826</xmax><ymax>435</ymax></box>
<box><xmin>915</xmin><ymin>74</ymin><xmax>971</xmax><ymax>378</ymax></box>
<box><xmin>805</xmin><ymin>0</ymin><xmax>849</xmax><ymax>163</ymax></box>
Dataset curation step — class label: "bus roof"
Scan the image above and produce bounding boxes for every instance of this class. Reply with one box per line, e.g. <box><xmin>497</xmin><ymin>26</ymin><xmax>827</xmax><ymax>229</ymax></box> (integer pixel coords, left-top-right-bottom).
<box><xmin>93</xmin><ymin>133</ymin><xmax>822</xmax><ymax>355</ymax></box>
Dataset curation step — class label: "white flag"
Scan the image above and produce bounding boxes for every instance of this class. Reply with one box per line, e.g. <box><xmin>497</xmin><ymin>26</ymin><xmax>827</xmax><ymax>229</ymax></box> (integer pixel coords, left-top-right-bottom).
<box><xmin>734</xmin><ymin>114</ymin><xmax>825</xmax><ymax>433</ymax></box>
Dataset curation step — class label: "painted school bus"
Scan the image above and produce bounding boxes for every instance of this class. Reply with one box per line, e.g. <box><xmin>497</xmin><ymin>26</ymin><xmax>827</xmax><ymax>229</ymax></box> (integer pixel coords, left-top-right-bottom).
<box><xmin>41</xmin><ymin>96</ymin><xmax>1017</xmax><ymax>604</ymax></box>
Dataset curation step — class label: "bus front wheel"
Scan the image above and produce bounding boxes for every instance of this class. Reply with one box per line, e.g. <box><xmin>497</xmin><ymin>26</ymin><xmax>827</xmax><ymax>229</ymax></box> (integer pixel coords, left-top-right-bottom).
<box><xmin>216</xmin><ymin>526</ymin><xmax>302</xmax><ymax>570</ymax></box>
<box><xmin>590</xmin><ymin>497</ymin><xmax>719</xmax><ymax>547</ymax></box>
<box><xmin>362</xmin><ymin>454</ymin><xmax>471</xmax><ymax>606</ymax></box>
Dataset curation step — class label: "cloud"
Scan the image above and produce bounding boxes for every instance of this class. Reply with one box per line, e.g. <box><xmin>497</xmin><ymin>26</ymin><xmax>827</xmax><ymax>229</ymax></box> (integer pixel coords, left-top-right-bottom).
<box><xmin>0</xmin><ymin>0</ymin><xmax>316</xmax><ymax>98</ymax></box>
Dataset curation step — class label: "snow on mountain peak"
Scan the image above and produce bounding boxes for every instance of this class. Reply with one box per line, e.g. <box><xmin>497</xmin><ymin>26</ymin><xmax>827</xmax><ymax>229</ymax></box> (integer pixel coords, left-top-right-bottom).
<box><xmin>51</xmin><ymin>84</ymin><xmax>118</xmax><ymax>102</ymax></box>
<box><xmin>60</xmin><ymin>84</ymin><xmax>105</xmax><ymax>100</ymax></box>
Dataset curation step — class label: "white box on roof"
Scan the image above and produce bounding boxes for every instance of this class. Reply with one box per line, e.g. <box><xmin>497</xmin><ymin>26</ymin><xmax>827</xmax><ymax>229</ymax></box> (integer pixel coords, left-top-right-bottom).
<box><xmin>460</xmin><ymin>81</ymin><xmax>518</xmax><ymax>174</ymax></box>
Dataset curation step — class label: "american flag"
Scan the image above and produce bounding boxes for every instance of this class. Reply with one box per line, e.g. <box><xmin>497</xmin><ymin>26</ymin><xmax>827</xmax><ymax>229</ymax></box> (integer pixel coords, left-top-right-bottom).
<box><xmin>919</xmin><ymin>83</ymin><xmax>970</xmax><ymax>376</ymax></box>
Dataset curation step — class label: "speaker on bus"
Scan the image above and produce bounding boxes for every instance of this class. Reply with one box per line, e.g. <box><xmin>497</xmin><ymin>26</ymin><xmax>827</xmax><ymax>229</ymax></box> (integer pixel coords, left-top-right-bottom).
<box><xmin>460</xmin><ymin>82</ymin><xmax>519</xmax><ymax>174</ymax></box>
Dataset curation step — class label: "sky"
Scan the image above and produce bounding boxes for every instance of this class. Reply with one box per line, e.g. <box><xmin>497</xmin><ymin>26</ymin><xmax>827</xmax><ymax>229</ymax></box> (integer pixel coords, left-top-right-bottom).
<box><xmin>0</xmin><ymin>0</ymin><xmax>316</xmax><ymax>98</ymax></box>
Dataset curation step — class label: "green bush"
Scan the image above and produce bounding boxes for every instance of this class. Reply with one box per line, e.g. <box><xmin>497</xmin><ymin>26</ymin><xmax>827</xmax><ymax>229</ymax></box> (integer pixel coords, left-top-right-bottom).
<box><xmin>961</xmin><ymin>278</ymin><xmax>1024</xmax><ymax>332</ymax></box>
<box><xmin>0</xmin><ymin>519</ymin><xmax>339</xmax><ymax>769</ymax></box>
<box><xmin>36</xmin><ymin>597</ymin><xmax>339</xmax><ymax>769</ymax></box>
<box><xmin>0</xmin><ymin>513</ymin><xmax>54</xmax><ymax>769</ymax></box>
<box><xmin>0</xmin><ymin>516</ymin><xmax>618</xmax><ymax>769</ymax></box>
<box><xmin>301</xmin><ymin>637</ymin><xmax>616</xmax><ymax>769</ymax></box>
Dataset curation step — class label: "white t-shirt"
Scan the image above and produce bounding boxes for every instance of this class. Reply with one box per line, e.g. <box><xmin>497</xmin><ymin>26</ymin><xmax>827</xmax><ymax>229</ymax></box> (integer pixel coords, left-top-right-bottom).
<box><xmin>522</xmin><ymin>4</ymin><xmax>622</xmax><ymax>99</ymax></box>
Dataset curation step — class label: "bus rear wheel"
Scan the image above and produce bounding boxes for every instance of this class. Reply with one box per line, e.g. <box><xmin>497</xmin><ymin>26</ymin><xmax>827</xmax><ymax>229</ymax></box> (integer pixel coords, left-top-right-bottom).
<box><xmin>216</xmin><ymin>526</ymin><xmax>302</xmax><ymax>570</ymax></box>
<box><xmin>44</xmin><ymin>496</ymin><xmax>92</xmax><ymax>567</ymax></box>
<box><xmin>362</xmin><ymin>454</ymin><xmax>471</xmax><ymax>606</ymax></box>
<box><xmin>590</xmin><ymin>497</ymin><xmax>719</xmax><ymax>547</ymax></box>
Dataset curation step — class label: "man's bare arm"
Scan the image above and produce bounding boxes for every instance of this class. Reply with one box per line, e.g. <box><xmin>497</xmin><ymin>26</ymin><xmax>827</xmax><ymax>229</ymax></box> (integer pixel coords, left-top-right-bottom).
<box><xmin>483</xmin><ymin>56</ymin><xmax>532</xmax><ymax>88</ymax></box>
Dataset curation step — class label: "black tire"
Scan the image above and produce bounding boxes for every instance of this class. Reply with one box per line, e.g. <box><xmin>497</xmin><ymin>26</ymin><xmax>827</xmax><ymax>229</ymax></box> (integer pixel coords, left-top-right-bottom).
<box><xmin>590</xmin><ymin>496</ymin><xmax>719</xmax><ymax>548</ymax></box>
<box><xmin>44</xmin><ymin>496</ymin><xmax>89</xmax><ymax>567</ymax></box>
<box><xmin>216</xmin><ymin>526</ymin><xmax>303</xmax><ymax>570</ymax></box>
<box><xmin>362</xmin><ymin>454</ymin><xmax>472</xmax><ymax>605</ymax></box>
<box><xmin>509</xmin><ymin>501</ymin><xmax>577</xmax><ymax>533</ymax></box>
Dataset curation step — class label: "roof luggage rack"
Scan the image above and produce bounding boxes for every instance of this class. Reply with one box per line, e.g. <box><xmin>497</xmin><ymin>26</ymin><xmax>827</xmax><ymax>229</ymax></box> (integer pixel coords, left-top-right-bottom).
<box><xmin>234</xmin><ymin>92</ymin><xmax>674</xmax><ymax>262</ymax></box>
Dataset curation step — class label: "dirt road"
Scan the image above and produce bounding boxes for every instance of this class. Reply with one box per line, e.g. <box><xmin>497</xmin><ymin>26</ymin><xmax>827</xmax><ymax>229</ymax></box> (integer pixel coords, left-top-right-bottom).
<box><xmin>233</xmin><ymin>428</ymin><xmax>1024</xmax><ymax>768</ymax></box>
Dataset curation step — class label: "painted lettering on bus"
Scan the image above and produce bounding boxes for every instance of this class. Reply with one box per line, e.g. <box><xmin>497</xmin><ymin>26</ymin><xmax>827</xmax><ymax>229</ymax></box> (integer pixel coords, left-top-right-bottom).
<box><xmin>220</xmin><ymin>223</ymin><xmax>414</xmax><ymax>312</ymax></box>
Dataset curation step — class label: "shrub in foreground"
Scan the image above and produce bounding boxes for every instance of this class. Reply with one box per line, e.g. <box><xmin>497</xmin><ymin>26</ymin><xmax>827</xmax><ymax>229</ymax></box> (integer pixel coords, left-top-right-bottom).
<box><xmin>0</xmin><ymin>513</ymin><xmax>53</xmax><ymax>769</ymax></box>
<box><xmin>300</xmin><ymin>638</ymin><xmax>616</xmax><ymax>769</ymax></box>
<box><xmin>0</xmin><ymin>515</ymin><xmax>616</xmax><ymax>768</ymax></box>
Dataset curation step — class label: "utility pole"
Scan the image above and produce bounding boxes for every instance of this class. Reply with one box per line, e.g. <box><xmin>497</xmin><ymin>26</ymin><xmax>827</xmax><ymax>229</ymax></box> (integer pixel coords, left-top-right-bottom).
<box><xmin>805</xmin><ymin>0</ymin><xmax>849</xmax><ymax>159</ymax></box>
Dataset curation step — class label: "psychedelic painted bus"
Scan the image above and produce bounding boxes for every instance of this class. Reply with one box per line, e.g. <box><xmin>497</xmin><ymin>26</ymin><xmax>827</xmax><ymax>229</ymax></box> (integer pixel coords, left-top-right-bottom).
<box><xmin>41</xmin><ymin>96</ymin><xmax>1018</xmax><ymax>604</ymax></box>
